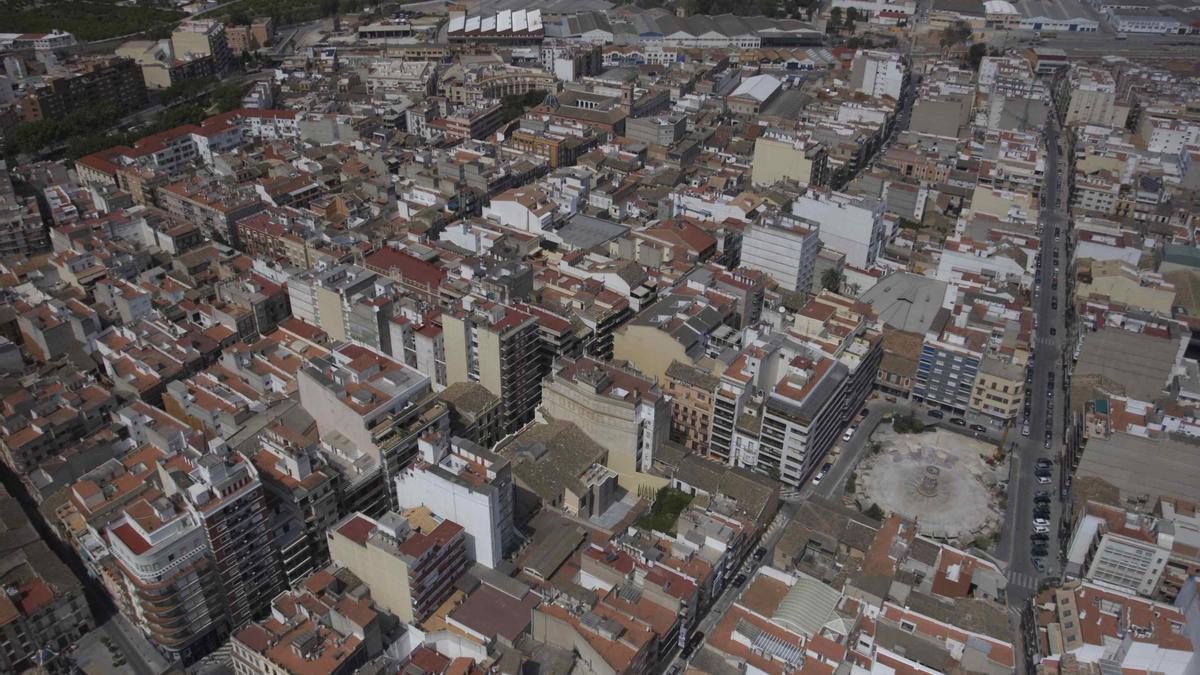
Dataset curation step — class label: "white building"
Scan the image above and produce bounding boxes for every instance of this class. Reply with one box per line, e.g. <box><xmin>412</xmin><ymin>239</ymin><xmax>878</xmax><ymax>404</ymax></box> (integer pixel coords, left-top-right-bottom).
<box><xmin>393</xmin><ymin>436</ymin><xmax>516</xmax><ymax>568</ymax></box>
<box><xmin>482</xmin><ymin>186</ymin><xmax>558</xmax><ymax>234</ymax></box>
<box><xmin>742</xmin><ymin>212</ymin><xmax>821</xmax><ymax>293</ymax></box>
<box><xmin>849</xmin><ymin>49</ymin><xmax>905</xmax><ymax>100</ymax></box>
<box><xmin>792</xmin><ymin>190</ymin><xmax>886</xmax><ymax>270</ymax></box>
<box><xmin>1107</xmin><ymin>10</ymin><xmax>1180</xmax><ymax>33</ymax></box>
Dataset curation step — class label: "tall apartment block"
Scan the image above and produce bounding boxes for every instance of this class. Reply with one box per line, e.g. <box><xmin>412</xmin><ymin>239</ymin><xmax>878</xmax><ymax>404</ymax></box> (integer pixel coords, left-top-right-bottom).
<box><xmin>442</xmin><ymin>300</ymin><xmax>542</xmax><ymax>434</ymax></box>
<box><xmin>741</xmin><ymin>211</ymin><xmax>820</xmax><ymax>293</ymax></box>
<box><xmin>171</xmin><ymin>20</ymin><xmax>233</xmax><ymax>75</ymax></box>
<box><xmin>104</xmin><ymin>444</ymin><xmax>283</xmax><ymax>664</ymax></box>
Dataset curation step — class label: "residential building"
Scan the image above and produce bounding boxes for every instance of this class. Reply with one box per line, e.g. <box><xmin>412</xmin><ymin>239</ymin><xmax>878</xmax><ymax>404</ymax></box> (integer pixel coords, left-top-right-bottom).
<box><xmin>442</xmin><ymin>300</ymin><xmax>541</xmax><ymax>434</ymax></box>
<box><xmin>327</xmin><ymin>509</ymin><xmax>469</xmax><ymax>624</ymax></box>
<box><xmin>742</xmin><ymin>211</ymin><xmax>821</xmax><ymax>293</ymax></box>
<box><xmin>792</xmin><ymin>189</ymin><xmax>886</xmax><ymax>270</ymax></box>
<box><xmin>393</xmin><ymin>435</ymin><xmax>515</xmax><ymax>568</ymax></box>
<box><xmin>539</xmin><ymin>356</ymin><xmax>670</xmax><ymax>487</ymax></box>
<box><xmin>171</xmin><ymin>20</ymin><xmax>233</xmax><ymax>75</ymax></box>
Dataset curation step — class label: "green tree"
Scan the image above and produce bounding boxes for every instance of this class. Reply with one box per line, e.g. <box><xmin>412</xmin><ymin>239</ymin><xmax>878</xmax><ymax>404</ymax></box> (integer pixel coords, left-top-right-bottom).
<box><xmin>941</xmin><ymin>19</ymin><xmax>973</xmax><ymax>48</ymax></box>
<box><xmin>827</xmin><ymin>7</ymin><xmax>843</xmax><ymax>33</ymax></box>
<box><xmin>821</xmin><ymin>267</ymin><xmax>843</xmax><ymax>293</ymax></box>
<box><xmin>967</xmin><ymin>42</ymin><xmax>988</xmax><ymax>70</ymax></box>
<box><xmin>864</xmin><ymin>503</ymin><xmax>885</xmax><ymax>520</ymax></box>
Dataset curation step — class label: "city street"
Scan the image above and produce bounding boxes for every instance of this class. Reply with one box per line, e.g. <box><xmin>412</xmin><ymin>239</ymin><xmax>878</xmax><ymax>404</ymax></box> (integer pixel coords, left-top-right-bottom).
<box><xmin>996</xmin><ymin>111</ymin><xmax>1072</xmax><ymax>605</ymax></box>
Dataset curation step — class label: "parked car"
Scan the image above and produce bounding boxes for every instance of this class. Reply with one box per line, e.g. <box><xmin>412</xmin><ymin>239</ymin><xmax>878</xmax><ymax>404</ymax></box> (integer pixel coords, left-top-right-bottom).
<box><xmin>1033</xmin><ymin>517</ymin><xmax>1050</xmax><ymax>527</ymax></box>
<box><xmin>1034</xmin><ymin>525</ymin><xmax>1050</xmax><ymax>534</ymax></box>
<box><xmin>1032</xmin><ymin>557</ymin><xmax>1047</xmax><ymax>573</ymax></box>
<box><xmin>969</xmin><ymin>423</ymin><xmax>987</xmax><ymax>433</ymax></box>
<box><xmin>1031</xmin><ymin>532</ymin><xmax>1049</xmax><ymax>541</ymax></box>
<box><xmin>1050</xmin><ymin>326</ymin><xmax>1057</xmax><ymax>335</ymax></box>
<box><xmin>842</xmin><ymin>427</ymin><xmax>856</xmax><ymax>442</ymax></box>
<box><xmin>1035</xmin><ymin>458</ymin><xmax>1052</xmax><ymax>469</ymax></box>
<box><xmin>949</xmin><ymin>417</ymin><xmax>966</xmax><ymax>426</ymax></box>
<box><xmin>754</xmin><ymin>547</ymin><xmax>767</xmax><ymax>560</ymax></box>
<box><xmin>1021</xmin><ymin>423</ymin><xmax>1031</xmax><ymax>437</ymax></box>
<box><xmin>1037</xmin><ymin>473</ymin><xmax>1052</xmax><ymax>483</ymax></box>
<box><xmin>1035</xmin><ymin>490</ymin><xmax>1052</xmax><ymax>500</ymax></box>
<box><xmin>1051</xmin><ymin>298</ymin><xmax>1058</xmax><ymax>310</ymax></box>
<box><xmin>1031</xmin><ymin>545</ymin><xmax>1049</xmax><ymax>557</ymax></box>
<box><xmin>812</xmin><ymin>463</ymin><xmax>832</xmax><ymax>485</ymax></box>
<box><xmin>927</xmin><ymin>409</ymin><xmax>945</xmax><ymax>419</ymax></box>
<box><xmin>733</xmin><ymin>573</ymin><xmax>747</xmax><ymax>587</ymax></box>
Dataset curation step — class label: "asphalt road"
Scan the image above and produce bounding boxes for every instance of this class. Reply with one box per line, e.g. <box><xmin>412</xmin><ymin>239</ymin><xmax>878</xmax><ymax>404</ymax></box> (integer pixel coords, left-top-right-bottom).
<box><xmin>996</xmin><ymin>112</ymin><xmax>1071</xmax><ymax>606</ymax></box>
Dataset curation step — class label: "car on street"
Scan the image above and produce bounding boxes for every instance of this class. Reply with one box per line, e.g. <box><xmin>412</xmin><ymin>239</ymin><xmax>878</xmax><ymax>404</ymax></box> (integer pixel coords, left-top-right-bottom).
<box><xmin>1036</xmin><ymin>458</ymin><xmax>1052</xmax><ymax>469</ymax></box>
<box><xmin>927</xmin><ymin>409</ymin><xmax>944</xmax><ymax>419</ymax></box>
<box><xmin>1032</xmin><ymin>558</ymin><xmax>1047</xmax><ymax>573</ymax></box>
<box><xmin>1031</xmin><ymin>532</ymin><xmax>1049</xmax><ymax>541</ymax></box>
<box><xmin>754</xmin><ymin>547</ymin><xmax>766</xmax><ymax>560</ymax></box>
<box><xmin>842</xmin><ymin>427</ymin><xmax>856</xmax><ymax>442</ymax></box>
<box><xmin>1050</xmin><ymin>327</ymin><xmax>1057</xmax><ymax>336</ymax></box>
<box><xmin>812</xmin><ymin>463</ymin><xmax>832</xmax><ymax>485</ymax></box>
<box><xmin>1033</xmin><ymin>517</ymin><xmax>1050</xmax><ymax>527</ymax></box>
<box><xmin>1034</xmin><ymin>525</ymin><xmax>1050</xmax><ymax>535</ymax></box>
<box><xmin>1032</xmin><ymin>545</ymin><xmax>1049</xmax><ymax>558</ymax></box>
<box><xmin>1036</xmin><ymin>490</ymin><xmax>1052</xmax><ymax>499</ymax></box>
<box><xmin>1052</xmin><ymin>279</ymin><xmax>1058</xmax><ymax>291</ymax></box>
<box><xmin>1034</xmin><ymin>494</ymin><xmax>1051</xmax><ymax>504</ymax></box>
<box><xmin>1022</xmin><ymin>423</ymin><xmax>1030</xmax><ymax>437</ymax></box>
<box><xmin>1037</xmin><ymin>473</ymin><xmax>1052</xmax><ymax>483</ymax></box>
<box><xmin>969</xmin><ymin>423</ymin><xmax>987</xmax><ymax>433</ymax></box>
<box><xmin>1051</xmin><ymin>297</ymin><xmax>1058</xmax><ymax>310</ymax></box>
<box><xmin>733</xmin><ymin>573</ymin><xmax>747</xmax><ymax>587</ymax></box>
<box><xmin>949</xmin><ymin>417</ymin><xmax>966</xmax><ymax>426</ymax></box>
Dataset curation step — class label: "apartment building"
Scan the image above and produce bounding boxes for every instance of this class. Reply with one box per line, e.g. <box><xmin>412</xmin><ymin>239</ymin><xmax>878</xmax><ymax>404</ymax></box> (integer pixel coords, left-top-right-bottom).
<box><xmin>0</xmin><ymin>161</ymin><xmax>48</xmax><ymax>258</ymax></box>
<box><xmin>539</xmin><ymin>356</ymin><xmax>670</xmax><ymax>485</ymax></box>
<box><xmin>230</xmin><ymin>570</ymin><xmax>383</xmax><ymax>675</ymax></box>
<box><xmin>1060</xmin><ymin>67</ymin><xmax>1129</xmax><ymax>128</ymax></box>
<box><xmin>251</xmin><ymin>425</ymin><xmax>340</xmax><ymax>588</ymax></box>
<box><xmin>327</xmin><ymin>510</ymin><xmax>469</xmax><ymax>624</ymax></box>
<box><xmin>741</xmin><ymin>211</ymin><xmax>820</xmax><ymax>293</ymax></box>
<box><xmin>296</xmin><ymin>343</ymin><xmax>446</xmax><ymax>502</ymax></box>
<box><xmin>20</xmin><ymin>57</ymin><xmax>147</xmax><ymax>122</ymax></box>
<box><xmin>287</xmin><ymin>264</ymin><xmax>378</xmax><ymax>342</ymax></box>
<box><xmin>442</xmin><ymin>300</ymin><xmax>541</xmax><ymax>434</ymax></box>
<box><xmin>662</xmin><ymin>361</ymin><xmax>720</xmax><ymax>456</ymax></box>
<box><xmin>969</xmin><ymin>357</ymin><xmax>1026</xmax><ymax>427</ymax></box>
<box><xmin>752</xmin><ymin>354</ymin><xmax>849</xmax><ymax>486</ymax></box>
<box><xmin>912</xmin><ymin>312</ymin><xmax>987</xmax><ymax>414</ymax></box>
<box><xmin>792</xmin><ymin>189</ymin><xmax>886</xmax><ymax>270</ymax></box>
<box><xmin>750</xmin><ymin>133</ymin><xmax>829</xmax><ymax>188</ymax></box>
<box><xmin>0</xmin><ymin>486</ymin><xmax>95</xmax><ymax>673</ymax></box>
<box><xmin>171</xmin><ymin>20</ymin><xmax>233</xmax><ymax>75</ymax></box>
<box><xmin>105</xmin><ymin>445</ymin><xmax>283</xmax><ymax>664</ymax></box>
<box><xmin>393</xmin><ymin>435</ymin><xmax>515</xmax><ymax>568</ymax></box>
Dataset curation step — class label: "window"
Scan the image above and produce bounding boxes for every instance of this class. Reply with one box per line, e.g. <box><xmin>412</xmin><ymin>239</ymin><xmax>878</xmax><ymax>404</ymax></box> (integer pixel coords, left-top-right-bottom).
<box><xmin>900</xmin><ymin>620</ymin><xmax>917</xmax><ymax>633</ymax></box>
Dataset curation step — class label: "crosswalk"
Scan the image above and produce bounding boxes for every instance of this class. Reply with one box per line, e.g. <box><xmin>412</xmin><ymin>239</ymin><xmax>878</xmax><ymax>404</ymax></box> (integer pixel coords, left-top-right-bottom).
<box><xmin>1008</xmin><ymin>570</ymin><xmax>1038</xmax><ymax>592</ymax></box>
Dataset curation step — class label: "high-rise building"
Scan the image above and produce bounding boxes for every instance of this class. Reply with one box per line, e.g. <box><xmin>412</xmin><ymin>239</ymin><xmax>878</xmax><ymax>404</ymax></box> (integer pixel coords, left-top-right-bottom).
<box><xmin>0</xmin><ymin>161</ymin><xmax>48</xmax><ymax>258</ymax></box>
<box><xmin>393</xmin><ymin>435</ymin><xmax>515</xmax><ymax>568</ymax></box>
<box><xmin>791</xmin><ymin>190</ymin><xmax>886</xmax><ymax>270</ymax></box>
<box><xmin>539</xmin><ymin>356</ymin><xmax>670</xmax><ymax>483</ymax></box>
<box><xmin>171</xmin><ymin>20</ymin><xmax>233</xmax><ymax>75</ymax></box>
<box><xmin>442</xmin><ymin>300</ymin><xmax>541</xmax><ymax>434</ymax></box>
<box><xmin>327</xmin><ymin>509</ymin><xmax>469</xmax><ymax>624</ymax></box>
<box><xmin>741</xmin><ymin>212</ymin><xmax>820</xmax><ymax>293</ymax></box>
<box><xmin>105</xmin><ymin>443</ymin><xmax>284</xmax><ymax>664</ymax></box>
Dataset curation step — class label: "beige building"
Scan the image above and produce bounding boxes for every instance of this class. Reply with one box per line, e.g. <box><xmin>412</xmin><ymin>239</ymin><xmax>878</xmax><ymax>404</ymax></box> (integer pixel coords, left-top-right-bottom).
<box><xmin>969</xmin><ymin>357</ymin><xmax>1025</xmax><ymax>426</ymax></box>
<box><xmin>327</xmin><ymin>509</ymin><xmax>469</xmax><ymax>624</ymax></box>
<box><xmin>662</xmin><ymin>360</ymin><xmax>720</xmax><ymax>455</ymax></box>
<box><xmin>1076</xmin><ymin>260</ymin><xmax>1175</xmax><ymax>315</ymax></box>
<box><xmin>539</xmin><ymin>357</ymin><xmax>670</xmax><ymax>491</ymax></box>
<box><xmin>171</xmin><ymin>19</ymin><xmax>232</xmax><ymax>74</ymax></box>
<box><xmin>442</xmin><ymin>300</ymin><xmax>541</xmax><ymax>434</ymax></box>
<box><xmin>751</xmin><ymin>136</ymin><xmax>828</xmax><ymax>188</ymax></box>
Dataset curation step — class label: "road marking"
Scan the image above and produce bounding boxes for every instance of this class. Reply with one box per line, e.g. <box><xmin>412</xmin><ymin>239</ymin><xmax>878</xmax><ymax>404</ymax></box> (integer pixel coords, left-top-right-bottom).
<box><xmin>1008</xmin><ymin>571</ymin><xmax>1038</xmax><ymax>591</ymax></box>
